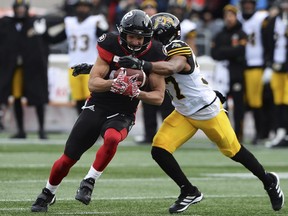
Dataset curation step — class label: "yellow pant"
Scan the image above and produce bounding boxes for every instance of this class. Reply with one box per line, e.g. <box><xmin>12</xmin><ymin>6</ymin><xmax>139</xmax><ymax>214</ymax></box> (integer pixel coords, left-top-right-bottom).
<box><xmin>68</xmin><ymin>68</ymin><xmax>90</xmax><ymax>101</ymax></box>
<box><xmin>244</xmin><ymin>68</ymin><xmax>264</xmax><ymax>108</ymax></box>
<box><xmin>271</xmin><ymin>72</ymin><xmax>288</xmax><ymax>105</ymax></box>
<box><xmin>12</xmin><ymin>67</ymin><xmax>23</xmax><ymax>99</ymax></box>
<box><xmin>152</xmin><ymin>109</ymin><xmax>241</xmax><ymax>158</ymax></box>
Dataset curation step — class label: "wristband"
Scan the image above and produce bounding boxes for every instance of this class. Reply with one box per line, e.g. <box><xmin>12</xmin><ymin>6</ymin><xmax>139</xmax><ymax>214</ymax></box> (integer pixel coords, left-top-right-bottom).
<box><xmin>142</xmin><ymin>61</ymin><xmax>152</xmax><ymax>73</ymax></box>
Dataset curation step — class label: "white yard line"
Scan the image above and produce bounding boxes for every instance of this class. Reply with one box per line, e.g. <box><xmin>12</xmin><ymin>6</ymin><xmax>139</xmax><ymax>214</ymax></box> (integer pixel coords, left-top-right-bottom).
<box><xmin>0</xmin><ymin>208</ymin><xmax>114</xmax><ymax>214</ymax></box>
<box><xmin>0</xmin><ymin>177</ymin><xmax>233</xmax><ymax>184</ymax></box>
<box><xmin>1</xmin><ymin>172</ymin><xmax>288</xmax><ymax>184</ymax></box>
<box><xmin>0</xmin><ymin>194</ymin><xmax>266</xmax><ymax>203</ymax></box>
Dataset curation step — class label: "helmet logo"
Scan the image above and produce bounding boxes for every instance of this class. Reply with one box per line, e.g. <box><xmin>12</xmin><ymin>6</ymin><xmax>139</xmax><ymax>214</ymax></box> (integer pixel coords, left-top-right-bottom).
<box><xmin>123</xmin><ymin>11</ymin><xmax>133</xmax><ymax>20</ymax></box>
<box><xmin>143</xmin><ymin>14</ymin><xmax>150</xmax><ymax>27</ymax></box>
<box><xmin>153</xmin><ymin>16</ymin><xmax>174</xmax><ymax>29</ymax></box>
<box><xmin>98</xmin><ymin>33</ymin><xmax>106</xmax><ymax>42</ymax></box>
<box><xmin>172</xmin><ymin>43</ymin><xmax>181</xmax><ymax>48</ymax></box>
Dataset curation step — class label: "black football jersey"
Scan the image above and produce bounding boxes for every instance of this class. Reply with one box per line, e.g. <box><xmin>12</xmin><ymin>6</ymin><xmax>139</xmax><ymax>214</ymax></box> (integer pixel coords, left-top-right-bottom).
<box><xmin>87</xmin><ymin>32</ymin><xmax>166</xmax><ymax>115</ymax></box>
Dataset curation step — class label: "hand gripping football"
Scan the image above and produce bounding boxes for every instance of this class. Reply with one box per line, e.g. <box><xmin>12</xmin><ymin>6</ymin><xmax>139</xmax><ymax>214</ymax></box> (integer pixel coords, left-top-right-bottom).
<box><xmin>110</xmin><ymin>68</ymin><xmax>147</xmax><ymax>87</ymax></box>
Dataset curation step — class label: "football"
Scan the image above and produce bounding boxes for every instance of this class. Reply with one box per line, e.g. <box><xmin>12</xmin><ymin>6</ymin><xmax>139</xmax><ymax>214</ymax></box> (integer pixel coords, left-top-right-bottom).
<box><xmin>110</xmin><ymin>67</ymin><xmax>147</xmax><ymax>87</ymax></box>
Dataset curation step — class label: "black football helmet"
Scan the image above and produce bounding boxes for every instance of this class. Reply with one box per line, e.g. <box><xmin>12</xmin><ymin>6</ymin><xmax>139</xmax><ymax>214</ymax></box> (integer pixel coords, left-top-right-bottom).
<box><xmin>13</xmin><ymin>0</ymin><xmax>30</xmax><ymax>9</ymax></box>
<box><xmin>240</xmin><ymin>0</ymin><xmax>257</xmax><ymax>19</ymax></box>
<box><xmin>278</xmin><ymin>0</ymin><xmax>288</xmax><ymax>11</ymax></box>
<box><xmin>168</xmin><ymin>0</ymin><xmax>186</xmax><ymax>9</ymax></box>
<box><xmin>150</xmin><ymin>12</ymin><xmax>181</xmax><ymax>45</ymax></box>
<box><xmin>167</xmin><ymin>0</ymin><xmax>186</xmax><ymax>21</ymax></box>
<box><xmin>74</xmin><ymin>0</ymin><xmax>93</xmax><ymax>7</ymax></box>
<box><xmin>13</xmin><ymin>0</ymin><xmax>30</xmax><ymax>19</ymax></box>
<box><xmin>74</xmin><ymin>0</ymin><xmax>93</xmax><ymax>21</ymax></box>
<box><xmin>117</xmin><ymin>9</ymin><xmax>153</xmax><ymax>54</ymax></box>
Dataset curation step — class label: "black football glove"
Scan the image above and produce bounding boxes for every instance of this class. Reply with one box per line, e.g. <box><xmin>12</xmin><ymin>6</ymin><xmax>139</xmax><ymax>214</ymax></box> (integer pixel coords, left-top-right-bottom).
<box><xmin>118</xmin><ymin>56</ymin><xmax>152</xmax><ymax>73</ymax></box>
<box><xmin>71</xmin><ymin>63</ymin><xmax>93</xmax><ymax>77</ymax></box>
<box><xmin>214</xmin><ymin>90</ymin><xmax>226</xmax><ymax>104</ymax></box>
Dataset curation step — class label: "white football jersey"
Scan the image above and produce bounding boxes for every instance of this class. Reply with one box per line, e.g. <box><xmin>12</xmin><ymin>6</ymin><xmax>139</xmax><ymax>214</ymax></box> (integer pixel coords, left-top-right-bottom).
<box><xmin>64</xmin><ymin>15</ymin><xmax>108</xmax><ymax>67</ymax></box>
<box><xmin>165</xmin><ymin>40</ymin><xmax>219</xmax><ymax>120</ymax></box>
<box><xmin>239</xmin><ymin>11</ymin><xmax>268</xmax><ymax>67</ymax></box>
<box><xmin>274</xmin><ymin>16</ymin><xmax>287</xmax><ymax>64</ymax></box>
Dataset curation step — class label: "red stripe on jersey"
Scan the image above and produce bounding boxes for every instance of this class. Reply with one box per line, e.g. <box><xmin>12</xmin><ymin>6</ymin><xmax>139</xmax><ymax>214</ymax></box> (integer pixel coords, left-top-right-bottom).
<box><xmin>136</xmin><ymin>41</ymin><xmax>152</xmax><ymax>58</ymax></box>
<box><xmin>97</xmin><ymin>44</ymin><xmax>114</xmax><ymax>64</ymax></box>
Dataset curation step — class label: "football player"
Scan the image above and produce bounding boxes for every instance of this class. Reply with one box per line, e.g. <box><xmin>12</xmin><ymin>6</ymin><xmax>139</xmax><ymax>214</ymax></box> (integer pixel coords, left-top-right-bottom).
<box><xmin>262</xmin><ymin>0</ymin><xmax>288</xmax><ymax>148</ymax></box>
<box><xmin>118</xmin><ymin>13</ymin><xmax>284</xmax><ymax>214</ymax></box>
<box><xmin>211</xmin><ymin>5</ymin><xmax>248</xmax><ymax>142</ymax></box>
<box><xmin>238</xmin><ymin>0</ymin><xmax>270</xmax><ymax>144</ymax></box>
<box><xmin>0</xmin><ymin>0</ymin><xmax>61</xmax><ymax>139</ymax></box>
<box><xmin>63</xmin><ymin>0</ymin><xmax>109</xmax><ymax>114</ymax></box>
<box><xmin>31</xmin><ymin>9</ymin><xmax>167</xmax><ymax>212</ymax></box>
<box><xmin>45</xmin><ymin>0</ymin><xmax>108</xmax><ymax>114</ymax></box>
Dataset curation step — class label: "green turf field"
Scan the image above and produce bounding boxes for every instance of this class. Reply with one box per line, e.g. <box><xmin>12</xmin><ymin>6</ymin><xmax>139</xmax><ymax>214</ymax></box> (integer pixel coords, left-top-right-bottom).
<box><xmin>0</xmin><ymin>134</ymin><xmax>287</xmax><ymax>216</ymax></box>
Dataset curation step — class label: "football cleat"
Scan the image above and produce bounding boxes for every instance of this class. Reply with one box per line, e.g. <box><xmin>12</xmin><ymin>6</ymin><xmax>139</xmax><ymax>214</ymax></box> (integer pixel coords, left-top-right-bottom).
<box><xmin>10</xmin><ymin>131</ymin><xmax>26</xmax><ymax>139</ymax></box>
<box><xmin>169</xmin><ymin>188</ymin><xmax>203</xmax><ymax>214</ymax></box>
<box><xmin>31</xmin><ymin>188</ymin><xmax>56</xmax><ymax>212</ymax></box>
<box><xmin>269</xmin><ymin>137</ymin><xmax>288</xmax><ymax>148</ymax></box>
<box><xmin>75</xmin><ymin>178</ymin><xmax>95</xmax><ymax>205</ymax></box>
<box><xmin>265</xmin><ymin>172</ymin><xmax>284</xmax><ymax>211</ymax></box>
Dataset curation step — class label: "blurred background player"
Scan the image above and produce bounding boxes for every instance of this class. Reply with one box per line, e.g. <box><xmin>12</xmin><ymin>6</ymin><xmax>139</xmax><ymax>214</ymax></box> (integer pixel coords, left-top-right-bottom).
<box><xmin>211</xmin><ymin>5</ymin><xmax>248</xmax><ymax>142</ymax></box>
<box><xmin>262</xmin><ymin>0</ymin><xmax>288</xmax><ymax>147</ymax></box>
<box><xmin>64</xmin><ymin>0</ymin><xmax>109</xmax><ymax>114</ymax></box>
<box><xmin>140</xmin><ymin>0</ymin><xmax>158</xmax><ymax>17</ymax></box>
<box><xmin>0</xmin><ymin>0</ymin><xmax>62</xmax><ymax>139</ymax></box>
<box><xmin>168</xmin><ymin>0</ymin><xmax>198</xmax><ymax>54</ymax></box>
<box><xmin>238</xmin><ymin>0</ymin><xmax>271</xmax><ymax>144</ymax></box>
<box><xmin>136</xmin><ymin>0</ymin><xmax>174</xmax><ymax>144</ymax></box>
<box><xmin>114</xmin><ymin>0</ymin><xmax>139</xmax><ymax>30</ymax></box>
<box><xmin>0</xmin><ymin>105</ymin><xmax>4</xmax><ymax>131</ymax></box>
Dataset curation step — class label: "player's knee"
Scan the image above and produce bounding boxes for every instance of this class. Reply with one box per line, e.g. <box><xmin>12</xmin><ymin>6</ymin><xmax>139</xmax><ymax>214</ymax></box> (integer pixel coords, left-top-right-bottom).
<box><xmin>55</xmin><ymin>154</ymin><xmax>77</xmax><ymax>171</ymax></box>
<box><xmin>218</xmin><ymin>141</ymin><xmax>241</xmax><ymax>158</ymax></box>
<box><xmin>151</xmin><ymin>146</ymin><xmax>168</xmax><ymax>161</ymax></box>
<box><xmin>103</xmin><ymin>128</ymin><xmax>121</xmax><ymax>147</ymax></box>
<box><xmin>219</xmin><ymin>148</ymin><xmax>237</xmax><ymax>158</ymax></box>
<box><xmin>151</xmin><ymin>146</ymin><xmax>160</xmax><ymax>160</ymax></box>
<box><xmin>104</xmin><ymin>135</ymin><xmax>119</xmax><ymax>145</ymax></box>
<box><xmin>152</xmin><ymin>133</ymin><xmax>175</xmax><ymax>153</ymax></box>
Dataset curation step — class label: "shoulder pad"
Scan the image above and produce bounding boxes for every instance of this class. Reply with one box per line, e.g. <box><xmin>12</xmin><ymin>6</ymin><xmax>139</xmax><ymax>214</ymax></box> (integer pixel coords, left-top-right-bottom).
<box><xmin>165</xmin><ymin>40</ymin><xmax>192</xmax><ymax>59</ymax></box>
<box><xmin>97</xmin><ymin>33</ymin><xmax>108</xmax><ymax>43</ymax></box>
<box><xmin>97</xmin><ymin>32</ymin><xmax>118</xmax><ymax>49</ymax></box>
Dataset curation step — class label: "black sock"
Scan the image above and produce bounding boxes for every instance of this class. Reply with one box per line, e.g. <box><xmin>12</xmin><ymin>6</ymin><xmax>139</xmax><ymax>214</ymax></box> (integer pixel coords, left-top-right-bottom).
<box><xmin>231</xmin><ymin>145</ymin><xmax>273</xmax><ymax>187</ymax></box>
<box><xmin>36</xmin><ymin>105</ymin><xmax>45</xmax><ymax>132</ymax></box>
<box><xmin>14</xmin><ymin>98</ymin><xmax>24</xmax><ymax>133</ymax></box>
<box><xmin>151</xmin><ymin>146</ymin><xmax>196</xmax><ymax>194</ymax></box>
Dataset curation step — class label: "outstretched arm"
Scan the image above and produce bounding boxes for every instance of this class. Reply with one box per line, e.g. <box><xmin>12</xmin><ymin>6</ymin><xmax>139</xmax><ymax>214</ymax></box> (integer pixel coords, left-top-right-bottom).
<box><xmin>118</xmin><ymin>55</ymin><xmax>188</xmax><ymax>76</ymax></box>
<box><xmin>150</xmin><ymin>56</ymin><xmax>188</xmax><ymax>75</ymax></box>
